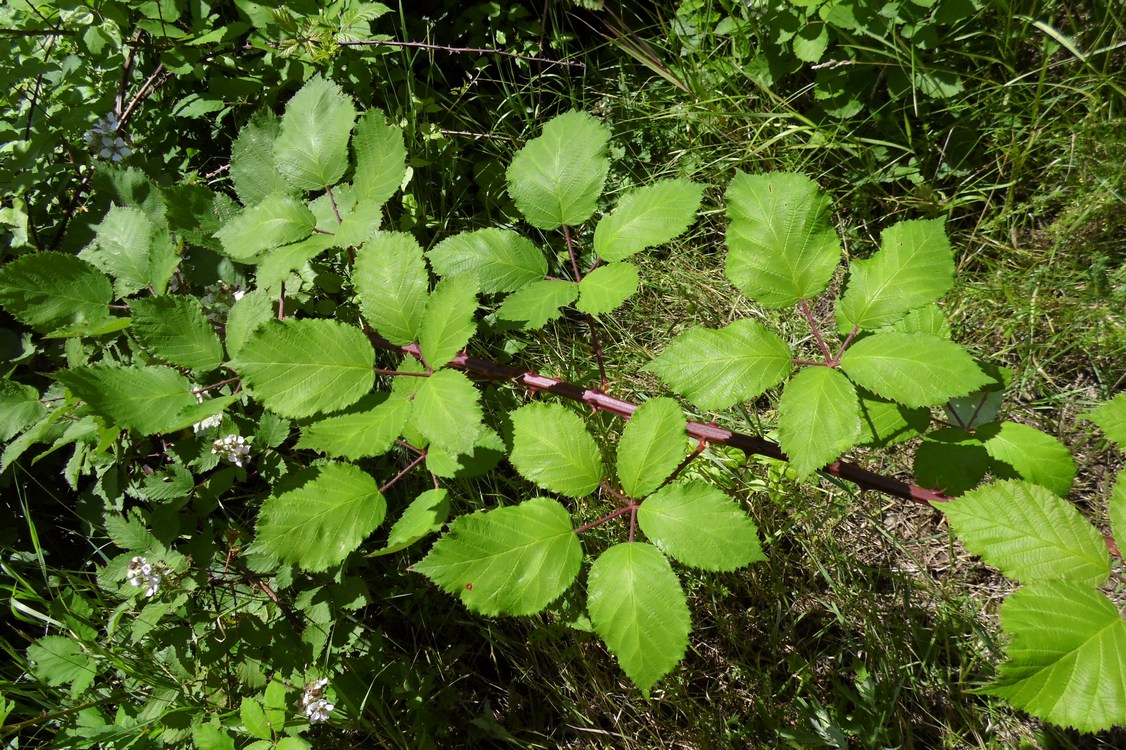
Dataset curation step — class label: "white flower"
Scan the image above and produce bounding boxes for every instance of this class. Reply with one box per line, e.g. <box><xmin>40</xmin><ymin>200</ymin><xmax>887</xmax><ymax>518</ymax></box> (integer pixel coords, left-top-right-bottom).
<box><xmin>212</xmin><ymin>434</ymin><xmax>250</xmax><ymax>467</ymax></box>
<box><xmin>191</xmin><ymin>390</ymin><xmax>223</xmax><ymax>433</ymax></box>
<box><xmin>200</xmin><ymin>282</ymin><xmax>246</xmax><ymax>325</ymax></box>
<box><xmin>301</xmin><ymin>678</ymin><xmax>333</xmax><ymax>724</ymax></box>
<box><xmin>126</xmin><ymin>556</ymin><xmax>164</xmax><ymax>598</ymax></box>
<box><xmin>84</xmin><ymin>113</ymin><xmax>132</xmax><ymax>162</ymax></box>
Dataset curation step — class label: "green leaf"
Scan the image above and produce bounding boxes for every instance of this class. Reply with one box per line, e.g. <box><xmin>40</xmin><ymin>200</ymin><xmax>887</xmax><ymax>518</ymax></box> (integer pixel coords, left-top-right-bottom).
<box><xmin>273</xmin><ymin>76</ymin><xmax>357</xmax><ymax>190</ymax></box>
<box><xmin>986</xmin><ymin>582</ymin><xmax>1126</xmax><ymax>733</ymax></box>
<box><xmin>332</xmin><ymin>199</ymin><xmax>383</xmax><ymax>249</ymax></box>
<box><xmin>410</xmin><ymin>369</ymin><xmax>483</xmax><ymax>456</ymax></box>
<box><xmin>856</xmin><ymin>390</ymin><xmax>930</xmax><ymax>447</ymax></box>
<box><xmin>978</xmin><ymin>421</ymin><xmax>1076</xmax><ymax>497</ymax></box>
<box><xmin>369</xmin><ymin>489</ymin><xmax>450</xmax><ymax>557</ymax></box>
<box><xmin>427</xmin><ymin>228</ymin><xmax>546</xmax><ymax>294</ymax></box>
<box><xmin>255</xmin><ymin>233</ymin><xmax>336</xmax><ymax>292</ymax></box>
<box><xmin>587</xmin><ymin>542</ymin><xmax>690</xmax><ymax>695</ymax></box>
<box><xmin>27</xmin><ymin>636</ymin><xmax>96</xmax><ymax>696</ymax></box>
<box><xmin>792</xmin><ymin>22</ymin><xmax>829</xmax><ymax>62</ymax></box>
<box><xmin>637</xmin><ymin>480</ymin><xmax>764</xmax><ymax>571</ymax></box>
<box><xmin>232</xmin><ymin>319</ymin><xmax>374</xmax><ymax>419</ymax></box>
<box><xmin>296</xmin><ymin>392</ymin><xmax>411</xmax><ymax>460</ymax></box>
<box><xmin>215</xmin><ymin>194</ymin><xmax>316</xmax><ymax>262</ymax></box>
<box><xmin>0</xmin><ymin>253</ymin><xmax>112</xmax><ymax>332</ymax></box>
<box><xmin>426</xmin><ymin>428</ymin><xmax>506</xmax><ymax>479</ymax></box>
<box><xmin>643</xmin><ymin>319</ymin><xmax>792</xmax><ymax>411</ymax></box>
<box><xmin>225</xmin><ymin>289</ymin><xmax>274</xmax><ymax>359</ymax></box>
<box><xmin>616</xmin><ymin>397</ymin><xmax>687</xmax><ymax>498</ymax></box>
<box><xmin>940</xmin><ymin>480</ymin><xmax>1110</xmax><ymax>586</ymax></box>
<box><xmin>496</xmin><ymin>279</ymin><xmax>578</xmax><ymax>330</ymax></box>
<box><xmin>353</xmin><ymin>232</ymin><xmax>429</xmax><ymax>345</ymax></box>
<box><xmin>82</xmin><ymin>205</ymin><xmax>177</xmax><ymax>296</ymax></box>
<box><xmin>725</xmin><ymin>171</ymin><xmax>841</xmax><ymax>308</ymax></box>
<box><xmin>839</xmin><ymin>332</ymin><xmax>991</xmax><ymax>407</ymax></box>
<box><xmin>419</xmin><ymin>275</ymin><xmax>477</xmax><ymax>368</ymax></box>
<box><xmin>0</xmin><ymin>379</ymin><xmax>45</xmax><ymax>441</ymax></box>
<box><xmin>130</xmin><ymin>296</ymin><xmax>224</xmax><ymax>371</ymax></box>
<box><xmin>230</xmin><ymin>109</ymin><xmax>293</xmax><ymax>206</ymax></box>
<box><xmin>1080</xmin><ymin>393</ymin><xmax>1126</xmax><ymax>451</ymax></box>
<box><xmin>510</xmin><ymin>402</ymin><xmax>604</xmax><ymax>497</ymax></box>
<box><xmin>105</xmin><ymin>512</ymin><xmax>159</xmax><ymax>551</ymax></box>
<box><xmin>506</xmin><ymin>110</ymin><xmax>610</xmax><ymax>230</ymax></box>
<box><xmin>836</xmin><ymin>218</ymin><xmax>955</xmax><ymax>332</ymax></box>
<box><xmin>913</xmin><ymin>428</ymin><xmax>990</xmax><ymax>496</ymax></box>
<box><xmin>351</xmin><ymin>108</ymin><xmax>406</xmax><ymax>207</ymax></box>
<box><xmin>263</xmin><ymin>680</ymin><xmax>286</xmax><ymax>726</ymax></box>
<box><xmin>575</xmin><ymin>262</ymin><xmax>639</xmax><ymax>316</ymax></box>
<box><xmin>254</xmin><ymin>463</ymin><xmax>386</xmax><ymax>572</ymax></box>
<box><xmin>1112</xmin><ymin>472</ymin><xmax>1126</xmax><ymax>558</ymax></box>
<box><xmin>593</xmin><ymin>179</ymin><xmax>704</xmax><ymax>261</ymax></box>
<box><xmin>414</xmin><ymin>497</ymin><xmax>582</xmax><ymax>616</ymax></box>
<box><xmin>240</xmin><ymin>698</ymin><xmax>272</xmax><ymax>741</ymax></box>
<box><xmin>192</xmin><ymin>723</ymin><xmax>236</xmax><ymax>750</ymax></box>
<box><xmin>55</xmin><ymin>365</ymin><xmax>197</xmax><ymax>435</ymax></box>
<box><xmin>777</xmin><ymin>366</ymin><xmax>860</xmax><ymax>478</ymax></box>
<box><xmin>885</xmin><ymin>303</ymin><xmax>952</xmax><ymax>339</ymax></box>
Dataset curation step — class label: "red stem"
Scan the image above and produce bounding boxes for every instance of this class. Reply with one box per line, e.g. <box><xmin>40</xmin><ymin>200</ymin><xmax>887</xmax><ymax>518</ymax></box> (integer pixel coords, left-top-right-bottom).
<box><xmin>799</xmin><ymin>300</ymin><xmax>834</xmax><ymax>363</ymax></box>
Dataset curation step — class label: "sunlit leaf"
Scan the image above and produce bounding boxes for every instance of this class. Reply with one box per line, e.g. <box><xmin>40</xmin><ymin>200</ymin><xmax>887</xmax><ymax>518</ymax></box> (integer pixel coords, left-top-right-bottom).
<box><xmin>593</xmin><ymin>179</ymin><xmax>704</xmax><ymax>261</ymax></box>
<box><xmin>510</xmin><ymin>402</ymin><xmax>603</xmax><ymax>497</ymax></box>
<box><xmin>637</xmin><ymin>480</ymin><xmax>764</xmax><ymax>571</ymax></box>
<box><xmin>428</xmin><ymin>228</ymin><xmax>546</xmax><ymax>294</ymax></box>
<box><xmin>273</xmin><ymin>76</ymin><xmax>357</xmax><ymax>190</ymax></box>
<box><xmin>616</xmin><ymin>397</ymin><xmax>687</xmax><ymax>499</ymax></box>
<box><xmin>777</xmin><ymin>366</ymin><xmax>860</xmax><ymax>477</ymax></box>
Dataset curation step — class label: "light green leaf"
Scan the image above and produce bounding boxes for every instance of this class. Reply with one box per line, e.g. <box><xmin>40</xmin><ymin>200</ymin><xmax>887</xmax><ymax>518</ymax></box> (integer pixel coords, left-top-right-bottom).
<box><xmin>296</xmin><ymin>392</ymin><xmax>411</xmax><ymax>460</ymax></box>
<box><xmin>369</xmin><ymin>489</ymin><xmax>450</xmax><ymax>557</ymax></box>
<box><xmin>778</xmin><ymin>366</ymin><xmax>860</xmax><ymax>477</ymax></box>
<box><xmin>55</xmin><ymin>365</ymin><xmax>196</xmax><ymax>435</ymax></box>
<box><xmin>978</xmin><ymin>421</ymin><xmax>1076</xmax><ymax>497</ymax></box>
<box><xmin>192</xmin><ymin>723</ymin><xmax>236</xmax><ymax>750</ymax></box>
<box><xmin>836</xmin><ymin>218</ymin><xmax>955</xmax><ymax>332</ymax></box>
<box><xmin>427</xmin><ymin>228</ymin><xmax>546</xmax><ymax>294</ymax></box>
<box><xmin>885</xmin><ymin>302</ymin><xmax>952</xmax><ymax>338</ymax></box>
<box><xmin>725</xmin><ymin>171</ymin><xmax>841</xmax><ymax>308</ymax></box>
<box><xmin>254</xmin><ymin>463</ymin><xmax>386</xmax><ymax>572</ymax></box>
<box><xmin>230</xmin><ymin>109</ymin><xmax>293</xmax><ymax>206</ymax></box>
<box><xmin>426</xmin><ymin>428</ymin><xmax>506</xmax><ymax>479</ymax></box>
<box><xmin>1080</xmin><ymin>393</ymin><xmax>1126</xmax><ymax>451</ymax></box>
<box><xmin>414</xmin><ymin>497</ymin><xmax>582</xmax><ymax>616</ymax></box>
<box><xmin>240</xmin><ymin>698</ymin><xmax>272</xmax><ymax>741</ymax></box>
<box><xmin>351</xmin><ymin>108</ymin><xmax>406</xmax><ymax>207</ymax></box>
<box><xmin>587</xmin><ymin>542</ymin><xmax>690</xmax><ymax>695</ymax></box>
<box><xmin>255</xmin><ymin>233</ymin><xmax>336</xmax><ymax>292</ymax></box>
<box><xmin>0</xmin><ymin>252</ymin><xmax>112</xmax><ymax>332</ymax></box>
<box><xmin>593</xmin><ymin>179</ymin><xmax>704</xmax><ymax>261</ymax></box>
<box><xmin>0</xmin><ymin>379</ymin><xmax>45</xmax><ymax>441</ymax></box>
<box><xmin>231</xmin><ymin>319</ymin><xmax>374</xmax><ymax>418</ymax></box>
<box><xmin>215</xmin><ymin>194</ymin><xmax>316</xmax><ymax>262</ymax></box>
<box><xmin>332</xmin><ymin>199</ymin><xmax>383</xmax><ymax>249</ymax></box>
<box><xmin>940</xmin><ymin>480</ymin><xmax>1110</xmax><ymax>586</ymax></box>
<box><xmin>496</xmin><ymin>279</ymin><xmax>578</xmax><ymax>330</ymax></box>
<box><xmin>637</xmin><ymin>480</ymin><xmax>764</xmax><ymax>571</ymax></box>
<box><xmin>27</xmin><ymin>636</ymin><xmax>96</xmax><ymax>697</ymax></box>
<box><xmin>987</xmin><ymin>582</ymin><xmax>1126</xmax><ymax>733</ymax></box>
<box><xmin>644</xmin><ymin>319</ymin><xmax>792</xmax><ymax>411</ymax></box>
<box><xmin>506</xmin><ymin>110</ymin><xmax>610</xmax><ymax>230</ymax></box>
<box><xmin>353</xmin><ymin>232</ymin><xmax>429</xmax><ymax>345</ymax></box>
<box><xmin>273</xmin><ymin>76</ymin><xmax>357</xmax><ymax>190</ymax></box>
<box><xmin>164</xmin><ymin>395</ymin><xmax>238</xmax><ymax>434</ymax></box>
<box><xmin>225</xmin><ymin>289</ymin><xmax>274</xmax><ymax>359</ymax></box>
<box><xmin>792</xmin><ymin>22</ymin><xmax>829</xmax><ymax>62</ymax></box>
<box><xmin>575</xmin><ymin>262</ymin><xmax>639</xmax><ymax>316</ymax></box>
<box><xmin>105</xmin><ymin>512</ymin><xmax>159</xmax><ymax>551</ymax></box>
<box><xmin>839</xmin><ymin>332</ymin><xmax>991</xmax><ymax>407</ymax></box>
<box><xmin>82</xmin><ymin>205</ymin><xmax>177</xmax><ymax>296</ymax></box>
<box><xmin>410</xmin><ymin>369</ymin><xmax>483</xmax><ymax>456</ymax></box>
<box><xmin>130</xmin><ymin>296</ymin><xmax>224</xmax><ymax>371</ymax></box>
<box><xmin>419</xmin><ymin>275</ymin><xmax>477</xmax><ymax>368</ymax></box>
<box><xmin>616</xmin><ymin>397</ymin><xmax>687</xmax><ymax>498</ymax></box>
<box><xmin>510</xmin><ymin>402</ymin><xmax>604</xmax><ymax>497</ymax></box>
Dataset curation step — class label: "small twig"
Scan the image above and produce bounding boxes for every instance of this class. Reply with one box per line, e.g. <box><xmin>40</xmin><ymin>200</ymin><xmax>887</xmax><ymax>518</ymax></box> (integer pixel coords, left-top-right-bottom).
<box><xmin>833</xmin><ymin>325</ymin><xmax>860</xmax><ymax>364</ymax></box>
<box><xmin>799</xmin><ymin>300</ymin><xmax>834</xmax><ymax>363</ymax></box>
<box><xmin>120</xmin><ymin>62</ymin><xmax>169</xmax><ymax>129</ymax></box>
<box><xmin>663</xmin><ymin>439</ymin><xmax>708</xmax><ymax>486</ymax></box>
<box><xmin>574</xmin><ymin>504</ymin><xmax>636</xmax><ymax>535</ymax></box>
<box><xmin>334</xmin><ymin>38</ymin><xmax>583</xmax><ymax>67</ymax></box>
<box><xmin>192</xmin><ymin>377</ymin><xmax>240</xmax><ymax>395</ymax></box>
<box><xmin>379</xmin><ymin>452</ymin><xmax>427</xmax><ymax>494</ymax></box>
<box><xmin>562</xmin><ymin>224</ymin><xmax>583</xmax><ymax>281</ymax></box>
<box><xmin>586</xmin><ymin>313</ymin><xmax>609</xmax><ymax>391</ymax></box>
<box><xmin>325</xmin><ymin>185</ymin><xmax>343</xmax><ymax>224</ymax></box>
<box><xmin>374</xmin><ymin>368</ymin><xmax>430</xmax><ymax>377</ymax></box>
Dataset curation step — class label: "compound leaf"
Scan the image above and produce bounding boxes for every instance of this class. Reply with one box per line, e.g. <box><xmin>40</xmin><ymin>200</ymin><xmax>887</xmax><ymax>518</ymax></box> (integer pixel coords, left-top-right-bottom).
<box><xmin>55</xmin><ymin>365</ymin><xmax>196</xmax><ymax>435</ymax></box>
<box><xmin>410</xmin><ymin>369</ymin><xmax>483</xmax><ymax>457</ymax></box>
<box><xmin>296</xmin><ymin>392</ymin><xmax>411</xmax><ymax>460</ymax></box>
<box><xmin>351</xmin><ymin>108</ymin><xmax>406</xmax><ymax>207</ymax></box>
<box><xmin>644</xmin><ymin>319</ymin><xmax>792</xmax><ymax>411</ymax></box>
<box><xmin>575</xmin><ymin>262</ymin><xmax>639</xmax><ymax>316</ymax></box>
<box><xmin>510</xmin><ymin>402</ymin><xmax>603</xmax><ymax>497</ymax></box>
<box><xmin>587</xmin><ymin>542</ymin><xmax>690</xmax><ymax>695</ymax></box>
<box><xmin>839</xmin><ymin>332</ymin><xmax>991</xmax><ymax>407</ymax></box>
<box><xmin>987</xmin><ymin>582</ymin><xmax>1126</xmax><ymax>733</ymax></box>
<box><xmin>593</xmin><ymin>179</ymin><xmax>704</xmax><ymax>261</ymax></box>
<box><xmin>616</xmin><ymin>397</ymin><xmax>687</xmax><ymax>499</ymax></box>
<box><xmin>637</xmin><ymin>480</ymin><xmax>764</xmax><ymax>571</ymax></box>
<box><xmin>428</xmin><ymin>228</ymin><xmax>546</xmax><ymax>294</ymax></box>
<box><xmin>215</xmin><ymin>194</ymin><xmax>316</xmax><ymax>262</ymax></box>
<box><xmin>506</xmin><ymin>111</ymin><xmax>609</xmax><ymax>230</ymax></box>
<box><xmin>725</xmin><ymin>171</ymin><xmax>841</xmax><ymax>308</ymax></box>
<box><xmin>130</xmin><ymin>296</ymin><xmax>224</xmax><ymax>371</ymax></box>
<box><xmin>353</xmin><ymin>232</ymin><xmax>429</xmax><ymax>345</ymax></box>
<box><xmin>778</xmin><ymin>366</ymin><xmax>860</xmax><ymax>478</ymax></box>
<box><xmin>0</xmin><ymin>252</ymin><xmax>112</xmax><ymax>332</ymax></box>
<box><xmin>1080</xmin><ymin>393</ymin><xmax>1126</xmax><ymax>451</ymax></box>
<box><xmin>419</xmin><ymin>275</ymin><xmax>477</xmax><ymax>368</ymax></box>
<box><xmin>230</xmin><ymin>109</ymin><xmax>293</xmax><ymax>206</ymax></box>
<box><xmin>496</xmin><ymin>279</ymin><xmax>578</xmax><ymax>330</ymax></box>
<box><xmin>273</xmin><ymin>75</ymin><xmax>357</xmax><ymax>190</ymax></box>
<box><xmin>978</xmin><ymin>421</ymin><xmax>1076</xmax><ymax>497</ymax></box>
<box><xmin>836</xmin><ymin>218</ymin><xmax>955</xmax><ymax>332</ymax></box>
<box><xmin>254</xmin><ymin>463</ymin><xmax>386</xmax><ymax>572</ymax></box>
<box><xmin>231</xmin><ymin>319</ymin><xmax>374</xmax><ymax>418</ymax></box>
<box><xmin>940</xmin><ymin>480</ymin><xmax>1110</xmax><ymax>586</ymax></box>
<box><xmin>414</xmin><ymin>497</ymin><xmax>582</xmax><ymax>616</ymax></box>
